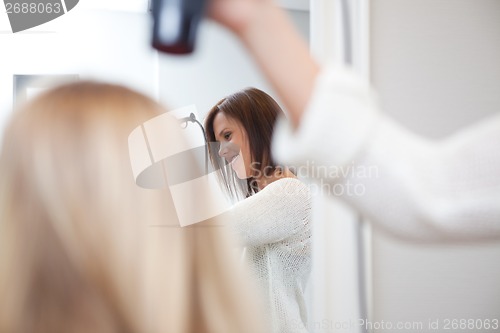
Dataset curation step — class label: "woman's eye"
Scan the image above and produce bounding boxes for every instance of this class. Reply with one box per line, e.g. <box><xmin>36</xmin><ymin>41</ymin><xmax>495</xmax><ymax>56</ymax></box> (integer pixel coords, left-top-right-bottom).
<box><xmin>224</xmin><ymin>132</ymin><xmax>231</xmax><ymax>140</ymax></box>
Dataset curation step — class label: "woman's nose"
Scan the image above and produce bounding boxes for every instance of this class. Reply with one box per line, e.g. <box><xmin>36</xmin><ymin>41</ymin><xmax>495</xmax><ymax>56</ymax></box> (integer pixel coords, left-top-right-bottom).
<box><xmin>218</xmin><ymin>141</ymin><xmax>228</xmax><ymax>157</ymax></box>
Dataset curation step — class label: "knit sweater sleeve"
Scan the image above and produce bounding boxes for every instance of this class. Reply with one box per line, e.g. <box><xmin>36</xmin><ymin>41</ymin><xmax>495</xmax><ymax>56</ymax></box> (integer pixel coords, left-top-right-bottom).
<box><xmin>226</xmin><ymin>178</ymin><xmax>310</xmax><ymax>247</ymax></box>
<box><xmin>272</xmin><ymin>64</ymin><xmax>500</xmax><ymax>242</ymax></box>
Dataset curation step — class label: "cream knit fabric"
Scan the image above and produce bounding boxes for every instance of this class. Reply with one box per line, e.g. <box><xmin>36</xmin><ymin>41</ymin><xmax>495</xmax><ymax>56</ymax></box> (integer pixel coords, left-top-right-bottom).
<box><xmin>229</xmin><ymin>177</ymin><xmax>312</xmax><ymax>333</ymax></box>
<box><xmin>273</xmin><ymin>64</ymin><xmax>500</xmax><ymax>242</ymax></box>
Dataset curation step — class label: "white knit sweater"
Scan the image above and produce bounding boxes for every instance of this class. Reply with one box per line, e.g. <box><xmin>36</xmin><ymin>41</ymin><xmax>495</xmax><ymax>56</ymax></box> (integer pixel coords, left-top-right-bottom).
<box><xmin>273</xmin><ymin>64</ymin><xmax>500</xmax><ymax>242</ymax></box>
<box><xmin>229</xmin><ymin>177</ymin><xmax>312</xmax><ymax>333</ymax></box>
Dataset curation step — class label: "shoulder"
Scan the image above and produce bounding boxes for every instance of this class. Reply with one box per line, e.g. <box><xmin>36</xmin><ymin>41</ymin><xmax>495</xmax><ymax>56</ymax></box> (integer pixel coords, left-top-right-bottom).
<box><xmin>261</xmin><ymin>177</ymin><xmax>311</xmax><ymax>205</ymax></box>
<box><xmin>264</xmin><ymin>177</ymin><xmax>309</xmax><ymax>191</ymax></box>
<box><xmin>264</xmin><ymin>178</ymin><xmax>312</xmax><ymax>230</ymax></box>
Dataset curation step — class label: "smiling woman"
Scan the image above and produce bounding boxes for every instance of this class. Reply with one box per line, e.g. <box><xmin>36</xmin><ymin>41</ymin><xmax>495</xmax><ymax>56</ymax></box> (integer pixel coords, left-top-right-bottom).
<box><xmin>205</xmin><ymin>87</ymin><xmax>287</xmax><ymax>199</ymax></box>
<box><xmin>204</xmin><ymin>87</ymin><xmax>312</xmax><ymax>333</ymax></box>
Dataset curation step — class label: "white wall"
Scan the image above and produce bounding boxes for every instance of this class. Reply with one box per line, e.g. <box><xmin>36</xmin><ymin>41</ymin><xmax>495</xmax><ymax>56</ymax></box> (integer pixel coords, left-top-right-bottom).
<box><xmin>370</xmin><ymin>0</ymin><xmax>500</xmax><ymax>330</ymax></box>
<box><xmin>0</xmin><ymin>7</ymin><xmax>157</xmax><ymax>137</ymax></box>
<box><xmin>371</xmin><ymin>0</ymin><xmax>500</xmax><ymax>138</ymax></box>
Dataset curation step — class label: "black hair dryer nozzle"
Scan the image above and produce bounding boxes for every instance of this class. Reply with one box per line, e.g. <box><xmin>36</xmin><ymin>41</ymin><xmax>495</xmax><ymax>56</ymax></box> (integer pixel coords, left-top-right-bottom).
<box><xmin>151</xmin><ymin>0</ymin><xmax>207</xmax><ymax>54</ymax></box>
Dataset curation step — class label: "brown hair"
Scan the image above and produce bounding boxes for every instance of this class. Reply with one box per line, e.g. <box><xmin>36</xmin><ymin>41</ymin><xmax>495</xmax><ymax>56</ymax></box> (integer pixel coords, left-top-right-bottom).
<box><xmin>0</xmin><ymin>81</ymin><xmax>266</xmax><ymax>333</ymax></box>
<box><xmin>204</xmin><ymin>87</ymin><xmax>284</xmax><ymax>200</ymax></box>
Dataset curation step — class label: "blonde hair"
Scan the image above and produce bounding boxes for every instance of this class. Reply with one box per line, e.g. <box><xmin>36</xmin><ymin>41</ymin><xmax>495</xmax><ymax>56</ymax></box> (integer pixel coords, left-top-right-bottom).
<box><xmin>0</xmin><ymin>82</ymin><xmax>266</xmax><ymax>333</ymax></box>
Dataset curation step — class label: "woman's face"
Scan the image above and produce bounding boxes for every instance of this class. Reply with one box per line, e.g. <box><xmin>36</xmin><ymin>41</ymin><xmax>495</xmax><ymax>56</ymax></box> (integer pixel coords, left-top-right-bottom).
<box><xmin>212</xmin><ymin>112</ymin><xmax>252</xmax><ymax>179</ymax></box>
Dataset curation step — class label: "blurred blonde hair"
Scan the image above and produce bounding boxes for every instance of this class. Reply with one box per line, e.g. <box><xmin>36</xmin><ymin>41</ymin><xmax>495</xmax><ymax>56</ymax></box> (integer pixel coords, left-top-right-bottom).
<box><xmin>0</xmin><ymin>82</ymin><xmax>266</xmax><ymax>333</ymax></box>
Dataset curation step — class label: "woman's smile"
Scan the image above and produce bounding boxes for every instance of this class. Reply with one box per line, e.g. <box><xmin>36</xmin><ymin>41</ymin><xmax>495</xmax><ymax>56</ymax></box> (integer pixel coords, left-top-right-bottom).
<box><xmin>230</xmin><ymin>154</ymin><xmax>240</xmax><ymax>164</ymax></box>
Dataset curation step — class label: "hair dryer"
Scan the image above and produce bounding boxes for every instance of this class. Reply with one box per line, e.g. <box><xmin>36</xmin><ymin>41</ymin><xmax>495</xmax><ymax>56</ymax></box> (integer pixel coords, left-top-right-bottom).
<box><xmin>151</xmin><ymin>0</ymin><xmax>207</xmax><ymax>54</ymax></box>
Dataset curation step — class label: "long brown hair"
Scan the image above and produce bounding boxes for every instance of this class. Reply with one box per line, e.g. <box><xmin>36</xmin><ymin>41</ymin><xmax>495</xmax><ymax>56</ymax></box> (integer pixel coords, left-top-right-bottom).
<box><xmin>205</xmin><ymin>87</ymin><xmax>284</xmax><ymax>200</ymax></box>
